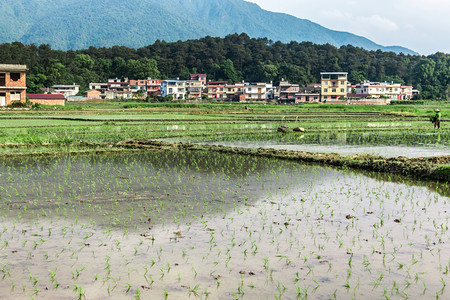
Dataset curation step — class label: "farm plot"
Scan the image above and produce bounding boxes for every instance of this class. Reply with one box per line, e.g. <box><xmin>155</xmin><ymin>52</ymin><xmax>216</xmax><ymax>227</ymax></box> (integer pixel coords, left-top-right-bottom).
<box><xmin>0</xmin><ymin>150</ymin><xmax>448</xmax><ymax>299</ymax></box>
<box><xmin>165</xmin><ymin>130</ymin><xmax>450</xmax><ymax>158</ymax></box>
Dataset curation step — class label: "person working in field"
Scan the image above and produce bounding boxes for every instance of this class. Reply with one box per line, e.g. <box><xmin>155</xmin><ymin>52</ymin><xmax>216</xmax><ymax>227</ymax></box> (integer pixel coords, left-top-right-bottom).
<box><xmin>433</xmin><ymin>109</ymin><xmax>441</xmax><ymax>130</ymax></box>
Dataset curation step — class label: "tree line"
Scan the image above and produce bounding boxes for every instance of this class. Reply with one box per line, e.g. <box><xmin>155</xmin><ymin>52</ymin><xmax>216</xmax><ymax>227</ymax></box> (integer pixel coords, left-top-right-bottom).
<box><xmin>0</xmin><ymin>33</ymin><xmax>448</xmax><ymax>99</ymax></box>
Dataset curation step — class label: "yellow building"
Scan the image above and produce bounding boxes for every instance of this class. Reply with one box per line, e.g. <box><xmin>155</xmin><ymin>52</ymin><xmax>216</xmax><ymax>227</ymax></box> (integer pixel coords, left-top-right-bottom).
<box><xmin>186</xmin><ymin>80</ymin><xmax>203</xmax><ymax>99</ymax></box>
<box><xmin>320</xmin><ymin>72</ymin><xmax>348</xmax><ymax>101</ymax></box>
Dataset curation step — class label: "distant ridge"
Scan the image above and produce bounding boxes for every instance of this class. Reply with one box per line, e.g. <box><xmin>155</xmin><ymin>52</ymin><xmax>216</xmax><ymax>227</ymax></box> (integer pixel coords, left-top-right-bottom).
<box><xmin>0</xmin><ymin>0</ymin><xmax>417</xmax><ymax>54</ymax></box>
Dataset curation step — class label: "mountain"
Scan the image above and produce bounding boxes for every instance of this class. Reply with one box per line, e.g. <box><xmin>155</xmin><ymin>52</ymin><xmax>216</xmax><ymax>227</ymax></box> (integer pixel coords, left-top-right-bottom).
<box><xmin>0</xmin><ymin>0</ymin><xmax>417</xmax><ymax>54</ymax></box>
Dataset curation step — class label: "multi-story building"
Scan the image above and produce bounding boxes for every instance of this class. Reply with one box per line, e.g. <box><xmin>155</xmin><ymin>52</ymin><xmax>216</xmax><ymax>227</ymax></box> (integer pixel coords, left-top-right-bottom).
<box><xmin>186</xmin><ymin>80</ymin><xmax>203</xmax><ymax>99</ymax></box>
<box><xmin>320</xmin><ymin>72</ymin><xmax>348</xmax><ymax>101</ymax></box>
<box><xmin>206</xmin><ymin>81</ymin><xmax>228</xmax><ymax>100</ymax></box>
<box><xmin>400</xmin><ymin>86</ymin><xmax>413</xmax><ymax>100</ymax></box>
<box><xmin>52</xmin><ymin>84</ymin><xmax>80</xmax><ymax>98</ymax></box>
<box><xmin>190</xmin><ymin>74</ymin><xmax>207</xmax><ymax>85</ymax></box>
<box><xmin>108</xmin><ymin>78</ymin><xmax>130</xmax><ymax>92</ymax></box>
<box><xmin>277</xmin><ymin>80</ymin><xmax>300</xmax><ymax>99</ymax></box>
<box><xmin>355</xmin><ymin>81</ymin><xmax>413</xmax><ymax>100</ymax></box>
<box><xmin>89</xmin><ymin>83</ymin><xmax>108</xmax><ymax>99</ymax></box>
<box><xmin>129</xmin><ymin>80</ymin><xmax>148</xmax><ymax>95</ymax></box>
<box><xmin>224</xmin><ymin>82</ymin><xmax>245</xmax><ymax>101</ymax></box>
<box><xmin>244</xmin><ymin>82</ymin><xmax>273</xmax><ymax>101</ymax></box>
<box><xmin>0</xmin><ymin>64</ymin><xmax>27</xmax><ymax>106</ymax></box>
<box><xmin>146</xmin><ymin>79</ymin><xmax>161</xmax><ymax>97</ymax></box>
<box><xmin>161</xmin><ymin>79</ymin><xmax>187</xmax><ymax>99</ymax></box>
<box><xmin>89</xmin><ymin>83</ymin><xmax>108</xmax><ymax>91</ymax></box>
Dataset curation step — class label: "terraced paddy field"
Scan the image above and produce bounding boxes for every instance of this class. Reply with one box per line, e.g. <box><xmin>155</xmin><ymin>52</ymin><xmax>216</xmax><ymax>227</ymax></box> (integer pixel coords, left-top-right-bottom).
<box><xmin>0</xmin><ymin>102</ymin><xmax>449</xmax><ymax>299</ymax></box>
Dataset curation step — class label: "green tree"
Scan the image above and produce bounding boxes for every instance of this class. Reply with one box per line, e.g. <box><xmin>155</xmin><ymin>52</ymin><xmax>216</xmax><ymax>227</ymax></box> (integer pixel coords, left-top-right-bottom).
<box><xmin>126</xmin><ymin>58</ymin><xmax>160</xmax><ymax>79</ymax></box>
<box><xmin>74</xmin><ymin>54</ymin><xmax>94</xmax><ymax>70</ymax></box>
<box><xmin>258</xmin><ymin>62</ymin><xmax>278</xmax><ymax>82</ymax></box>
<box><xmin>219</xmin><ymin>59</ymin><xmax>240</xmax><ymax>83</ymax></box>
<box><xmin>111</xmin><ymin>57</ymin><xmax>127</xmax><ymax>78</ymax></box>
<box><xmin>27</xmin><ymin>73</ymin><xmax>47</xmax><ymax>93</ymax></box>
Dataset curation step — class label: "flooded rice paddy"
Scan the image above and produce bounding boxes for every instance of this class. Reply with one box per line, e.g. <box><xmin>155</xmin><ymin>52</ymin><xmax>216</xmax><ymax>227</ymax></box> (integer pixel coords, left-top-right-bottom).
<box><xmin>164</xmin><ymin>131</ymin><xmax>450</xmax><ymax>158</ymax></box>
<box><xmin>0</xmin><ymin>150</ymin><xmax>449</xmax><ymax>299</ymax></box>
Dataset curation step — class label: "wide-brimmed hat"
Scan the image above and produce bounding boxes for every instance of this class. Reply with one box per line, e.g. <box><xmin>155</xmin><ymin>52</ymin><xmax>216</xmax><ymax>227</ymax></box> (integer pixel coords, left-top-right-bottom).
<box><xmin>436</xmin><ymin>109</ymin><xmax>440</xmax><ymax>112</ymax></box>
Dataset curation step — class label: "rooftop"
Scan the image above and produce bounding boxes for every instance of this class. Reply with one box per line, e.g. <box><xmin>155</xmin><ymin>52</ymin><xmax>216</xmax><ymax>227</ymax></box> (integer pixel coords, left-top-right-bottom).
<box><xmin>320</xmin><ymin>72</ymin><xmax>348</xmax><ymax>75</ymax></box>
<box><xmin>0</xmin><ymin>64</ymin><xmax>28</xmax><ymax>72</ymax></box>
<box><xmin>27</xmin><ymin>94</ymin><xmax>66</xmax><ymax>100</ymax></box>
<box><xmin>52</xmin><ymin>85</ymin><xmax>80</xmax><ymax>88</ymax></box>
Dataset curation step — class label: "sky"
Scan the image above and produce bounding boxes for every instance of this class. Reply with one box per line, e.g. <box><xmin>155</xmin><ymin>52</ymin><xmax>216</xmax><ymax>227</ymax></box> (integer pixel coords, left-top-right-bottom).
<box><xmin>248</xmin><ymin>0</ymin><xmax>450</xmax><ymax>55</ymax></box>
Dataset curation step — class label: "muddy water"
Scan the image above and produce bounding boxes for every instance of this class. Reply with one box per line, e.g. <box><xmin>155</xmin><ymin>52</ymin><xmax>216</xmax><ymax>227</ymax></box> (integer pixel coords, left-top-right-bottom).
<box><xmin>0</xmin><ymin>151</ymin><xmax>449</xmax><ymax>299</ymax></box>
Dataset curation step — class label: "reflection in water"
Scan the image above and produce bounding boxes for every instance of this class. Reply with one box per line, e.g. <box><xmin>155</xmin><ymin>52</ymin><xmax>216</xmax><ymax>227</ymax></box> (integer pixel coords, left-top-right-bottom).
<box><xmin>0</xmin><ymin>151</ymin><xmax>448</xmax><ymax>299</ymax></box>
<box><xmin>165</xmin><ymin>130</ymin><xmax>450</xmax><ymax>158</ymax></box>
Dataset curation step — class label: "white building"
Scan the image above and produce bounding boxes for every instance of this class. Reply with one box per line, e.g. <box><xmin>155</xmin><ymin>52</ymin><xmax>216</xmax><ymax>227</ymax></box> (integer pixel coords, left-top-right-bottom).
<box><xmin>52</xmin><ymin>84</ymin><xmax>80</xmax><ymax>97</ymax></box>
<box><xmin>355</xmin><ymin>81</ymin><xmax>412</xmax><ymax>100</ymax></box>
<box><xmin>244</xmin><ymin>82</ymin><xmax>273</xmax><ymax>101</ymax></box>
<box><xmin>105</xmin><ymin>90</ymin><xmax>133</xmax><ymax>100</ymax></box>
<box><xmin>161</xmin><ymin>79</ymin><xmax>187</xmax><ymax>99</ymax></box>
<box><xmin>89</xmin><ymin>83</ymin><xmax>108</xmax><ymax>91</ymax></box>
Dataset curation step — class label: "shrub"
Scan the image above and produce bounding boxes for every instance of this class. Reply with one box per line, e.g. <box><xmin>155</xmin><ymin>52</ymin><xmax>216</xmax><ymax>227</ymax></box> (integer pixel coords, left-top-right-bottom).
<box><xmin>390</xmin><ymin>100</ymin><xmax>424</xmax><ymax>105</ymax></box>
<box><xmin>7</xmin><ymin>101</ymin><xmax>28</xmax><ymax>108</ymax></box>
<box><xmin>31</xmin><ymin>102</ymin><xmax>42</xmax><ymax>110</ymax></box>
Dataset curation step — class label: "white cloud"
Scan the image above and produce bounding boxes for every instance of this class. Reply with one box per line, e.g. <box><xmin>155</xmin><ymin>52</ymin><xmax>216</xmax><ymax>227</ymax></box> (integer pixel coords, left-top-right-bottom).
<box><xmin>248</xmin><ymin>0</ymin><xmax>450</xmax><ymax>54</ymax></box>
<box><xmin>363</xmin><ymin>15</ymin><xmax>399</xmax><ymax>32</ymax></box>
<box><xmin>319</xmin><ymin>10</ymin><xmax>399</xmax><ymax>33</ymax></box>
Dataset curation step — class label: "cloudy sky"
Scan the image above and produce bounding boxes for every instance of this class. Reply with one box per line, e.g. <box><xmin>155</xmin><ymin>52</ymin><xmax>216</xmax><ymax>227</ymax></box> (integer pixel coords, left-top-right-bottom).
<box><xmin>248</xmin><ymin>0</ymin><xmax>450</xmax><ymax>55</ymax></box>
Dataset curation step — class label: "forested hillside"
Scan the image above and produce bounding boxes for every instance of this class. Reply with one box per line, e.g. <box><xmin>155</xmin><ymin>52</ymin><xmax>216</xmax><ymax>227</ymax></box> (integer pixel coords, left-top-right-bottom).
<box><xmin>0</xmin><ymin>34</ymin><xmax>448</xmax><ymax>99</ymax></box>
<box><xmin>0</xmin><ymin>0</ymin><xmax>415</xmax><ymax>54</ymax></box>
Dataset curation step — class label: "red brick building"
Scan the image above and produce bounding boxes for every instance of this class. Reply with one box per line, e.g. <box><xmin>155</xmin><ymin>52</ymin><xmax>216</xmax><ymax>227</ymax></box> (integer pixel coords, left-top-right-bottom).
<box><xmin>84</xmin><ymin>90</ymin><xmax>102</xmax><ymax>98</ymax></box>
<box><xmin>27</xmin><ymin>94</ymin><xmax>66</xmax><ymax>106</ymax></box>
<box><xmin>0</xmin><ymin>64</ymin><xmax>27</xmax><ymax>106</ymax></box>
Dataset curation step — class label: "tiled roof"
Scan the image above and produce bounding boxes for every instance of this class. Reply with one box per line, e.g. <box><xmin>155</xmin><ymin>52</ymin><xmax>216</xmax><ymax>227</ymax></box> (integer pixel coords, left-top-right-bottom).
<box><xmin>27</xmin><ymin>94</ymin><xmax>66</xmax><ymax>100</ymax></box>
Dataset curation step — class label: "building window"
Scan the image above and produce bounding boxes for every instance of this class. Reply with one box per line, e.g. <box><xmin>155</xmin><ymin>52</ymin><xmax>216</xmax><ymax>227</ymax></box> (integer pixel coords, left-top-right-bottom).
<box><xmin>10</xmin><ymin>91</ymin><xmax>21</xmax><ymax>101</ymax></box>
<box><xmin>340</xmin><ymin>81</ymin><xmax>345</xmax><ymax>85</ymax></box>
<box><xmin>324</xmin><ymin>88</ymin><xmax>328</xmax><ymax>92</ymax></box>
<box><xmin>0</xmin><ymin>73</ymin><xmax>5</xmax><ymax>86</ymax></box>
<box><xmin>332</xmin><ymin>89</ymin><xmax>336</xmax><ymax>93</ymax></box>
<box><xmin>340</xmin><ymin>89</ymin><xmax>344</xmax><ymax>93</ymax></box>
<box><xmin>10</xmin><ymin>73</ymin><xmax>21</xmax><ymax>81</ymax></box>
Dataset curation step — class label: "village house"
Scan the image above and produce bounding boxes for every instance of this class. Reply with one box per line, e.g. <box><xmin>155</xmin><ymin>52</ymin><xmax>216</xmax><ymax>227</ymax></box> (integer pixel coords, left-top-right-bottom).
<box><xmin>355</xmin><ymin>81</ymin><xmax>412</xmax><ymax>100</ymax></box>
<box><xmin>321</xmin><ymin>72</ymin><xmax>348</xmax><ymax>101</ymax></box>
<box><xmin>190</xmin><ymin>74</ymin><xmax>207</xmax><ymax>85</ymax></box>
<box><xmin>129</xmin><ymin>79</ymin><xmax>147</xmax><ymax>95</ymax></box>
<box><xmin>84</xmin><ymin>89</ymin><xmax>102</xmax><ymax>99</ymax></box>
<box><xmin>27</xmin><ymin>93</ymin><xmax>66</xmax><ymax>106</ymax></box>
<box><xmin>88</xmin><ymin>82</ymin><xmax>108</xmax><ymax>99</ymax></box>
<box><xmin>161</xmin><ymin>79</ymin><xmax>187</xmax><ymax>99</ymax></box>
<box><xmin>224</xmin><ymin>82</ymin><xmax>246</xmax><ymax>101</ymax></box>
<box><xmin>89</xmin><ymin>83</ymin><xmax>108</xmax><ymax>91</ymax></box>
<box><xmin>108</xmin><ymin>78</ymin><xmax>130</xmax><ymax>92</ymax></box>
<box><xmin>186</xmin><ymin>80</ymin><xmax>203</xmax><ymax>99</ymax></box>
<box><xmin>105</xmin><ymin>90</ymin><xmax>133</xmax><ymax>99</ymax></box>
<box><xmin>206</xmin><ymin>81</ymin><xmax>228</xmax><ymax>100</ymax></box>
<box><xmin>52</xmin><ymin>84</ymin><xmax>80</xmax><ymax>98</ymax></box>
<box><xmin>0</xmin><ymin>64</ymin><xmax>27</xmax><ymax>106</ymax></box>
<box><xmin>146</xmin><ymin>79</ymin><xmax>161</xmax><ymax>97</ymax></box>
<box><xmin>244</xmin><ymin>82</ymin><xmax>273</xmax><ymax>101</ymax></box>
<box><xmin>277</xmin><ymin>80</ymin><xmax>300</xmax><ymax>99</ymax></box>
